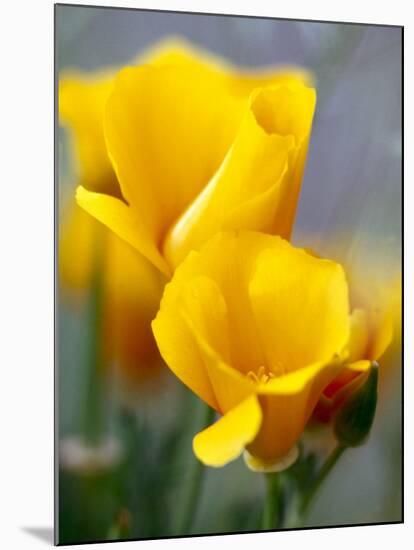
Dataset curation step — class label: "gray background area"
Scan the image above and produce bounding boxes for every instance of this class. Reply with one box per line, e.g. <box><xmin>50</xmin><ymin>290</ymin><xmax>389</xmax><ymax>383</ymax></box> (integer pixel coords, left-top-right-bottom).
<box><xmin>57</xmin><ymin>5</ymin><xmax>402</xmax><ymax>534</ymax></box>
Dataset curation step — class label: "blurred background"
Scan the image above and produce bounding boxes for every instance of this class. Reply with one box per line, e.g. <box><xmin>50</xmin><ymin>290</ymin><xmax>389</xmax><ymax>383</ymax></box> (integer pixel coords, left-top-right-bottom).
<box><xmin>56</xmin><ymin>5</ymin><xmax>402</xmax><ymax>545</ymax></box>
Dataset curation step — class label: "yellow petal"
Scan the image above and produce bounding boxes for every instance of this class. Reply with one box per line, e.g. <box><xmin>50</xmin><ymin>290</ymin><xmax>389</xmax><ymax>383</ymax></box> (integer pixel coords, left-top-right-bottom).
<box><xmin>152</xmin><ymin>258</ymin><xmax>253</xmax><ymax>412</ymax></box>
<box><xmin>374</xmin><ymin>277</ymin><xmax>401</xmax><ymax>391</ymax></box>
<box><xmin>248</xmin><ymin>359</ymin><xmax>344</xmax><ymax>460</ymax></box>
<box><xmin>140</xmin><ymin>36</ymin><xmax>313</xmax><ymax>90</ymax></box>
<box><xmin>249</xmin><ymin>241</ymin><xmax>350</xmax><ymax>374</ymax></box>
<box><xmin>152</xmin><ymin>270</ymin><xmax>220</xmax><ymax>411</ymax></box>
<box><xmin>199</xmin><ymin>349</ymin><xmax>255</xmax><ymax>414</ymax></box>
<box><xmin>350</xmin><ymin>278</ymin><xmax>397</xmax><ymax>363</ymax></box>
<box><xmin>258</xmin><ymin>358</ymin><xmax>346</xmax><ymax>395</ymax></box>
<box><xmin>158</xmin><ymin>231</ymin><xmax>275</xmax><ymax>376</ymax></box>
<box><xmin>345</xmin><ymin>253</ymin><xmax>401</xmax><ymax>364</ymax></box>
<box><xmin>180</xmin><ymin>291</ymin><xmax>255</xmax><ymax>412</ymax></box>
<box><xmin>244</xmin><ymin>239</ymin><xmax>350</xmax><ymax>459</ymax></box>
<box><xmin>59</xmin><ymin>71</ymin><xmax>117</xmax><ymax>195</ymax></box>
<box><xmin>59</xmin><ymin>40</ymin><xmax>212</xmax><ymax>196</ymax></box>
<box><xmin>347</xmin><ymin>360</ymin><xmax>372</xmax><ymax>373</ymax></box>
<box><xmin>179</xmin><ymin>276</ymin><xmax>232</xmax><ymax>365</ymax></box>
<box><xmin>137</xmin><ymin>37</ymin><xmax>233</xmax><ymax>74</ymax></box>
<box><xmin>367</xmin><ymin>301</ymin><xmax>395</xmax><ymax>362</ymax></box>
<box><xmin>76</xmin><ymin>186</ymin><xmax>170</xmax><ymax>277</ymax></box>
<box><xmin>193</xmin><ymin>395</ymin><xmax>262</xmax><ymax>467</ymax></box>
<box><xmin>164</xmin><ymin>84</ymin><xmax>316</xmax><ymax>267</ymax></box>
<box><xmin>348</xmin><ymin>308</ymin><xmax>370</xmax><ymax>362</ymax></box>
<box><xmin>59</xmin><ymin>41</ymin><xmax>211</xmax><ymax>197</ymax></box>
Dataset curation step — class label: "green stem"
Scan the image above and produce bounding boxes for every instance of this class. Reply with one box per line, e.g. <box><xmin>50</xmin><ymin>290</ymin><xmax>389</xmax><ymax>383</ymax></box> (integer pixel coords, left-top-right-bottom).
<box><xmin>262</xmin><ymin>473</ymin><xmax>282</xmax><ymax>530</ymax></box>
<box><xmin>300</xmin><ymin>444</ymin><xmax>346</xmax><ymax>518</ymax></box>
<box><xmin>175</xmin><ymin>402</ymin><xmax>216</xmax><ymax>535</ymax></box>
<box><xmin>82</xmin><ymin>231</ymin><xmax>105</xmax><ymax>445</ymax></box>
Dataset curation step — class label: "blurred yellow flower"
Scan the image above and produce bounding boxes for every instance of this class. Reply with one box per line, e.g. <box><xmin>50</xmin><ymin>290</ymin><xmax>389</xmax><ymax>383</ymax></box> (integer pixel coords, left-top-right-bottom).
<box><xmin>59</xmin><ymin>69</ymin><xmax>117</xmax><ymax>196</ymax></box>
<box><xmin>59</xmin><ymin>202</ymin><xmax>166</xmax><ymax>387</ymax></box>
<box><xmin>152</xmin><ymin>231</ymin><xmax>366</xmax><ymax>472</ymax></box>
<box><xmin>76</xmin><ymin>38</ymin><xmax>316</xmax><ymax>276</ymax></box>
<box><xmin>101</xmin><ymin>231</ymin><xmax>166</xmax><ymax>385</ymax></box>
<box><xmin>59</xmin><ymin>48</ymin><xmax>177</xmax><ymax>384</ymax></box>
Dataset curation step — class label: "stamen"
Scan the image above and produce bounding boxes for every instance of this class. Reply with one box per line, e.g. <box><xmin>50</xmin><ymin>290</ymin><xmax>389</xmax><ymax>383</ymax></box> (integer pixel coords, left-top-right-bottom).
<box><xmin>247</xmin><ymin>366</ymin><xmax>276</xmax><ymax>384</ymax></box>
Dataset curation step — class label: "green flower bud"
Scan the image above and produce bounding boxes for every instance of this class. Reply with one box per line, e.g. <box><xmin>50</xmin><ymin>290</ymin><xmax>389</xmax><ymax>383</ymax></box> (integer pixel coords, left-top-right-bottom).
<box><xmin>334</xmin><ymin>362</ymin><xmax>378</xmax><ymax>447</ymax></box>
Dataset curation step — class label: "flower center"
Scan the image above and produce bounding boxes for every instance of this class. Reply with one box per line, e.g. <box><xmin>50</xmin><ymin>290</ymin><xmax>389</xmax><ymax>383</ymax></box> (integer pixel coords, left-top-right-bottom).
<box><xmin>247</xmin><ymin>366</ymin><xmax>275</xmax><ymax>385</ymax></box>
<box><xmin>247</xmin><ymin>360</ymin><xmax>288</xmax><ymax>384</ymax></box>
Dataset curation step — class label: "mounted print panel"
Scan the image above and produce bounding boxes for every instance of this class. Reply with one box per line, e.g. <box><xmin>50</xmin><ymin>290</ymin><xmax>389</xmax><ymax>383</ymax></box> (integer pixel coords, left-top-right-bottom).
<box><xmin>55</xmin><ymin>4</ymin><xmax>403</xmax><ymax>545</ymax></box>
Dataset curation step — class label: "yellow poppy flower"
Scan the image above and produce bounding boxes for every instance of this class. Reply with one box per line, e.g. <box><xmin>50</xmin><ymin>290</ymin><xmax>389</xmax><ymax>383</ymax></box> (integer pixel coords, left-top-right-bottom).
<box><xmin>152</xmin><ymin>231</ymin><xmax>357</xmax><ymax>472</ymax></box>
<box><xmin>313</xmin><ymin>270</ymin><xmax>399</xmax><ymax>422</ymax></box>
<box><xmin>75</xmin><ymin>39</ymin><xmax>316</xmax><ymax>276</ymax></box>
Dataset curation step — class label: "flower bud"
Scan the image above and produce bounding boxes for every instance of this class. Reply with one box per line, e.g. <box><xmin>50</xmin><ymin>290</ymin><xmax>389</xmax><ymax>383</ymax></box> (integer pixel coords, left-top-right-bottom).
<box><xmin>334</xmin><ymin>362</ymin><xmax>378</xmax><ymax>447</ymax></box>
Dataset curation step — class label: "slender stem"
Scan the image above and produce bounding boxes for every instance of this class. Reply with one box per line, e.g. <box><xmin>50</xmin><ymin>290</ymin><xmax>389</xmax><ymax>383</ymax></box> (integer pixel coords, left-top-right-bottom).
<box><xmin>175</xmin><ymin>402</ymin><xmax>216</xmax><ymax>535</ymax></box>
<box><xmin>300</xmin><ymin>444</ymin><xmax>346</xmax><ymax>518</ymax></box>
<box><xmin>262</xmin><ymin>473</ymin><xmax>282</xmax><ymax>530</ymax></box>
<box><xmin>82</xmin><ymin>231</ymin><xmax>105</xmax><ymax>445</ymax></box>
